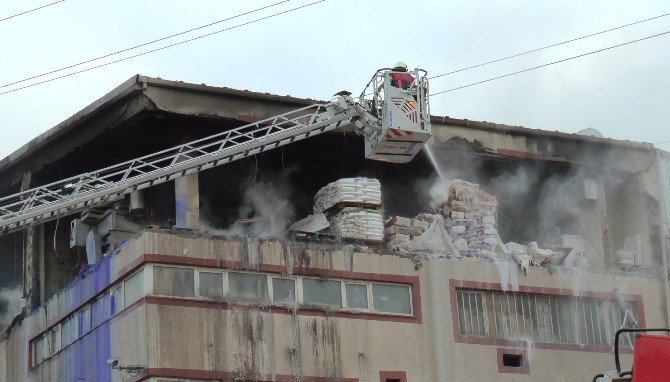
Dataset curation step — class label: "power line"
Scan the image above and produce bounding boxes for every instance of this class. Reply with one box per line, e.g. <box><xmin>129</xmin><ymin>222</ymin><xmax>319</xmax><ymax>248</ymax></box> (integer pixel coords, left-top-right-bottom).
<box><xmin>0</xmin><ymin>0</ymin><xmax>325</xmax><ymax>96</ymax></box>
<box><xmin>0</xmin><ymin>0</ymin><xmax>292</xmax><ymax>89</ymax></box>
<box><xmin>0</xmin><ymin>0</ymin><xmax>65</xmax><ymax>23</ymax></box>
<box><xmin>430</xmin><ymin>29</ymin><xmax>670</xmax><ymax>96</ymax></box>
<box><xmin>429</xmin><ymin>12</ymin><xmax>670</xmax><ymax>80</ymax></box>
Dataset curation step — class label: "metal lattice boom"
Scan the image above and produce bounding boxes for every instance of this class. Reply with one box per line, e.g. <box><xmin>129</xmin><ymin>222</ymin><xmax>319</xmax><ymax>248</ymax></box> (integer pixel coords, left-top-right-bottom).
<box><xmin>0</xmin><ymin>96</ymin><xmax>367</xmax><ymax>235</ymax></box>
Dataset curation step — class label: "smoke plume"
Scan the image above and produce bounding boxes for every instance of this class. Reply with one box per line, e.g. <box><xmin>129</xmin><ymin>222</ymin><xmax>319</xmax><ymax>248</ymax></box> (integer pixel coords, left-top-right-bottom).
<box><xmin>0</xmin><ymin>287</ymin><xmax>23</xmax><ymax>333</ymax></box>
<box><xmin>200</xmin><ymin>177</ymin><xmax>296</xmax><ymax>238</ymax></box>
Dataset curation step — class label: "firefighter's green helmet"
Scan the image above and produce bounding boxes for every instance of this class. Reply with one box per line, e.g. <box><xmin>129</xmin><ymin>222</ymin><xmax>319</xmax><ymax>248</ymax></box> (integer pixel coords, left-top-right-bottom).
<box><xmin>394</xmin><ymin>61</ymin><xmax>408</xmax><ymax>71</ymax></box>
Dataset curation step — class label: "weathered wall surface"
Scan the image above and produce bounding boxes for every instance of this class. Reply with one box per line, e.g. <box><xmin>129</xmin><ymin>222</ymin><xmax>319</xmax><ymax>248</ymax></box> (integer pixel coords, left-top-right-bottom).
<box><xmin>1</xmin><ymin>229</ymin><xmax>667</xmax><ymax>381</ymax></box>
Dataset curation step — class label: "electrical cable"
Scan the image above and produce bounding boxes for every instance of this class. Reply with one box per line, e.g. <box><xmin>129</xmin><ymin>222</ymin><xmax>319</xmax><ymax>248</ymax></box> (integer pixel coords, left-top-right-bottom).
<box><xmin>0</xmin><ymin>0</ymin><xmax>65</xmax><ymax>23</ymax></box>
<box><xmin>430</xmin><ymin>29</ymin><xmax>670</xmax><ymax>96</ymax></box>
<box><xmin>0</xmin><ymin>0</ymin><xmax>291</xmax><ymax>89</ymax></box>
<box><xmin>429</xmin><ymin>11</ymin><xmax>669</xmax><ymax>79</ymax></box>
<box><xmin>0</xmin><ymin>0</ymin><xmax>326</xmax><ymax>96</ymax></box>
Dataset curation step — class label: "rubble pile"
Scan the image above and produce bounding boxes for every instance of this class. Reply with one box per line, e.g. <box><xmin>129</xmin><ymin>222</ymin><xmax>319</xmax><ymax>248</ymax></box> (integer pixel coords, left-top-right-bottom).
<box><xmin>313</xmin><ymin>178</ymin><xmax>384</xmax><ymax>242</ymax></box>
<box><xmin>431</xmin><ymin>180</ymin><xmax>505</xmax><ymax>258</ymax></box>
<box><xmin>384</xmin><ymin>215</ymin><xmax>430</xmax><ymax>248</ymax></box>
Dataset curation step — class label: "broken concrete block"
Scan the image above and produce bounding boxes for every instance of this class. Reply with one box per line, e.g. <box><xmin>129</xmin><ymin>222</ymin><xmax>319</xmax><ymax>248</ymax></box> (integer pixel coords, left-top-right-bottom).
<box><xmin>450</xmin><ymin>211</ymin><xmax>465</xmax><ymax>219</ymax></box>
<box><xmin>415</xmin><ymin>213</ymin><xmax>437</xmax><ymax>223</ymax></box>
<box><xmin>528</xmin><ymin>241</ymin><xmax>553</xmax><ymax>265</ymax></box>
<box><xmin>385</xmin><ymin>225</ymin><xmax>422</xmax><ymax>236</ymax></box>
<box><xmin>453</xmin><ymin>238</ymin><xmax>468</xmax><ymax>250</ymax></box>
<box><xmin>411</xmin><ymin>219</ymin><xmax>430</xmax><ymax>231</ymax></box>
<box><xmin>385</xmin><ymin>216</ymin><xmax>412</xmax><ymax>228</ymax></box>
<box><xmin>386</xmin><ymin>233</ymin><xmax>411</xmax><ymax>247</ymax></box>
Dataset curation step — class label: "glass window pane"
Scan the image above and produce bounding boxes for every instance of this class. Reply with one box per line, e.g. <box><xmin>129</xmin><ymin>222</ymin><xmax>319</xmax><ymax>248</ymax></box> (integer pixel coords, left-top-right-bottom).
<box><xmin>92</xmin><ymin>294</ymin><xmax>109</xmax><ymax>327</ymax></box>
<box><xmin>35</xmin><ymin>336</ymin><xmax>47</xmax><ymax>364</ymax></box>
<box><xmin>346</xmin><ymin>284</ymin><xmax>368</xmax><ymax>310</ymax></box>
<box><xmin>228</xmin><ymin>273</ymin><xmax>268</xmax><ymax>303</ymax></box>
<box><xmin>303</xmin><ymin>279</ymin><xmax>342</xmax><ymax>308</ymax></box>
<box><xmin>153</xmin><ymin>266</ymin><xmax>194</xmax><ymax>297</ymax></box>
<box><xmin>111</xmin><ymin>286</ymin><xmax>123</xmax><ymax>315</ymax></box>
<box><xmin>272</xmin><ymin>278</ymin><xmax>296</xmax><ymax>303</ymax></box>
<box><xmin>79</xmin><ymin>307</ymin><xmax>91</xmax><ymax>336</ymax></box>
<box><xmin>199</xmin><ymin>272</ymin><xmax>223</xmax><ymax>299</ymax></box>
<box><xmin>61</xmin><ymin>315</ymin><xmax>78</xmax><ymax>347</ymax></box>
<box><xmin>124</xmin><ymin>269</ymin><xmax>145</xmax><ymax>306</ymax></box>
<box><xmin>50</xmin><ymin>327</ymin><xmax>61</xmax><ymax>354</ymax></box>
<box><xmin>372</xmin><ymin>284</ymin><xmax>411</xmax><ymax>314</ymax></box>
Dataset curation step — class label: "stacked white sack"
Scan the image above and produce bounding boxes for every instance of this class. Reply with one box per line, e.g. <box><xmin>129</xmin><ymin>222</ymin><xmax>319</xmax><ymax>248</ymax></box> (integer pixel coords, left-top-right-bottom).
<box><xmin>329</xmin><ymin>208</ymin><xmax>384</xmax><ymax>241</ymax></box>
<box><xmin>313</xmin><ymin>178</ymin><xmax>382</xmax><ymax>213</ymax></box>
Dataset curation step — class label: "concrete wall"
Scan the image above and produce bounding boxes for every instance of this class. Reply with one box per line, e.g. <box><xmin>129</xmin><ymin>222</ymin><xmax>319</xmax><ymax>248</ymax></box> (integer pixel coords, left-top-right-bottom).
<box><xmin>1</xmin><ymin>229</ymin><xmax>666</xmax><ymax>381</ymax></box>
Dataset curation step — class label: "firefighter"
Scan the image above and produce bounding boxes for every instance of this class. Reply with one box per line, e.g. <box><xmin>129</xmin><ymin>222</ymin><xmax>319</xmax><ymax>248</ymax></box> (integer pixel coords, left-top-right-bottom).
<box><xmin>390</xmin><ymin>61</ymin><xmax>414</xmax><ymax>90</ymax></box>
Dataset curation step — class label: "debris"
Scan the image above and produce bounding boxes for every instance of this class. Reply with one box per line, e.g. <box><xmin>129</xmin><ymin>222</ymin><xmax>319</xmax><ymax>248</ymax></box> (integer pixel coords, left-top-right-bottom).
<box><xmin>387</xmin><ymin>233</ymin><xmax>411</xmax><ymax>247</ymax></box>
<box><xmin>527</xmin><ymin>241</ymin><xmax>553</xmax><ymax>266</ymax></box>
<box><xmin>384</xmin><ymin>224</ymin><xmax>422</xmax><ymax>237</ymax></box>
<box><xmin>396</xmin><ymin>215</ymin><xmax>459</xmax><ymax>257</ymax></box>
<box><xmin>289</xmin><ymin>213</ymin><xmax>329</xmax><ymax>234</ymax></box>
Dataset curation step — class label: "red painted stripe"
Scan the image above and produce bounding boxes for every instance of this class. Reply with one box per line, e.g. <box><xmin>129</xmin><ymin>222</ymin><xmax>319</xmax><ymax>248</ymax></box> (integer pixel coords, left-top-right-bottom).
<box><xmin>386</xmin><ymin>133</ymin><xmax>392</xmax><ymax>139</ymax></box>
<box><xmin>391</xmin><ymin>128</ymin><xmax>402</xmax><ymax>137</ymax></box>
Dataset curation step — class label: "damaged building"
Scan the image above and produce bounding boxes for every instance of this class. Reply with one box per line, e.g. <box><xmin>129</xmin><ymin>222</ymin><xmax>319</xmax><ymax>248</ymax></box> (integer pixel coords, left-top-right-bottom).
<box><xmin>1</xmin><ymin>75</ymin><xmax>670</xmax><ymax>381</ymax></box>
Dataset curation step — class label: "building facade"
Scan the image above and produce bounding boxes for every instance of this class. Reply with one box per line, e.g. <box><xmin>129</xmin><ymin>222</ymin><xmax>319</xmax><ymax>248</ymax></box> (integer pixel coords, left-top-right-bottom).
<box><xmin>1</xmin><ymin>76</ymin><xmax>669</xmax><ymax>381</ymax></box>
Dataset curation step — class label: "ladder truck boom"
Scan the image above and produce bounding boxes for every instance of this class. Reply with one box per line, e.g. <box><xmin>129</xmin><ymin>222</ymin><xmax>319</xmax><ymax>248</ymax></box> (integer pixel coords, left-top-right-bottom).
<box><xmin>0</xmin><ymin>68</ymin><xmax>432</xmax><ymax>235</ymax></box>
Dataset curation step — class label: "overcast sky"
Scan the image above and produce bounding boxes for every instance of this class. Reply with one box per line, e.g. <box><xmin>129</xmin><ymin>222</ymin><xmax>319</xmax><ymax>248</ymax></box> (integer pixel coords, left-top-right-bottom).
<box><xmin>0</xmin><ymin>0</ymin><xmax>668</xmax><ymax>160</ymax></box>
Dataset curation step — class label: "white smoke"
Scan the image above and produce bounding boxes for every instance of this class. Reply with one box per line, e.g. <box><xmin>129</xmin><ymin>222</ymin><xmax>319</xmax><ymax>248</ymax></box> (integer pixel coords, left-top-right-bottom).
<box><xmin>0</xmin><ymin>287</ymin><xmax>24</xmax><ymax>333</ymax></box>
<box><xmin>200</xmin><ymin>178</ymin><xmax>295</xmax><ymax>238</ymax></box>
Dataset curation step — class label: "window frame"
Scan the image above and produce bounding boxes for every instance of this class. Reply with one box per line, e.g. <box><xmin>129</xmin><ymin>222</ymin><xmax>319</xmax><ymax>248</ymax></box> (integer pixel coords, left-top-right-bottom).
<box><xmin>371</xmin><ymin>281</ymin><xmax>414</xmax><ymax>316</ymax></box>
<box><xmin>343</xmin><ymin>281</ymin><xmax>372</xmax><ymax>312</ymax></box>
<box><xmin>269</xmin><ymin>275</ymin><xmax>297</xmax><ymax>305</ymax></box>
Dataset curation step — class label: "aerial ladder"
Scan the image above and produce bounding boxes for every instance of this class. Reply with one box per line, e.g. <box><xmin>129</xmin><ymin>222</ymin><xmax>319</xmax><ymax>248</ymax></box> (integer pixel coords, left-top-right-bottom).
<box><xmin>0</xmin><ymin>68</ymin><xmax>432</xmax><ymax>235</ymax></box>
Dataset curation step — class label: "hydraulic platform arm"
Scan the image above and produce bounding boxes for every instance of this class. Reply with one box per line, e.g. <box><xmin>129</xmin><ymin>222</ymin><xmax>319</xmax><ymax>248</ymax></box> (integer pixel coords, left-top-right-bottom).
<box><xmin>0</xmin><ymin>96</ymin><xmax>367</xmax><ymax>235</ymax></box>
<box><xmin>0</xmin><ymin>67</ymin><xmax>432</xmax><ymax>235</ymax></box>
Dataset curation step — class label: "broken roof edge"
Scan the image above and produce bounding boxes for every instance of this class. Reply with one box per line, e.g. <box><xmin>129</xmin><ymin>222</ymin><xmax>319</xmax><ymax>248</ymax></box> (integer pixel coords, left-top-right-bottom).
<box><xmin>0</xmin><ymin>75</ymin><xmax>655</xmax><ymax>175</ymax></box>
<box><xmin>430</xmin><ymin>115</ymin><xmax>654</xmax><ymax>151</ymax></box>
<box><xmin>0</xmin><ymin>75</ymin><xmax>145</xmax><ymax>174</ymax></box>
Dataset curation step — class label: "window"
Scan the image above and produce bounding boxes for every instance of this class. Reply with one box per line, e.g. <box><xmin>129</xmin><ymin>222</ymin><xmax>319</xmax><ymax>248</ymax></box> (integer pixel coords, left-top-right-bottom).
<box><xmin>379</xmin><ymin>371</ymin><xmax>407</xmax><ymax>382</ymax></box>
<box><xmin>34</xmin><ymin>335</ymin><xmax>48</xmax><ymax>365</ymax></box>
<box><xmin>456</xmin><ymin>289</ymin><xmax>636</xmax><ymax>346</ymax></box>
<box><xmin>345</xmin><ymin>283</ymin><xmax>369</xmax><ymax>310</ymax></box>
<box><xmin>372</xmin><ymin>284</ymin><xmax>411</xmax><ymax>315</ymax></box>
<box><xmin>92</xmin><ymin>293</ymin><xmax>109</xmax><ymax>327</ymax></box>
<box><xmin>61</xmin><ymin>315</ymin><xmax>78</xmax><ymax>347</ymax></box>
<box><xmin>124</xmin><ymin>269</ymin><xmax>145</xmax><ymax>306</ymax></box>
<box><xmin>154</xmin><ymin>266</ymin><xmax>194</xmax><ymax>297</ymax></box>
<box><xmin>303</xmin><ymin>279</ymin><xmax>342</xmax><ymax>308</ymax></box>
<box><xmin>199</xmin><ymin>272</ymin><xmax>223</xmax><ymax>299</ymax></box>
<box><xmin>272</xmin><ymin>278</ymin><xmax>296</xmax><ymax>303</ymax></box>
<box><xmin>111</xmin><ymin>286</ymin><xmax>124</xmax><ymax>315</ymax></box>
<box><xmin>456</xmin><ymin>290</ymin><xmax>488</xmax><ymax>336</ymax></box>
<box><xmin>503</xmin><ymin>354</ymin><xmax>522</xmax><ymax>367</ymax></box>
<box><xmin>50</xmin><ymin>327</ymin><xmax>61</xmax><ymax>354</ymax></box>
<box><xmin>228</xmin><ymin>272</ymin><xmax>268</xmax><ymax>302</ymax></box>
<box><xmin>79</xmin><ymin>306</ymin><xmax>91</xmax><ymax>336</ymax></box>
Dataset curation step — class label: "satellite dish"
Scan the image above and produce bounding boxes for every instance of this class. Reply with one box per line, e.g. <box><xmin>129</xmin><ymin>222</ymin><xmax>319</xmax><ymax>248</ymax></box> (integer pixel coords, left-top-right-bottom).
<box><xmin>577</xmin><ymin>128</ymin><xmax>603</xmax><ymax>138</ymax></box>
<box><xmin>86</xmin><ymin>229</ymin><xmax>102</xmax><ymax>264</ymax></box>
